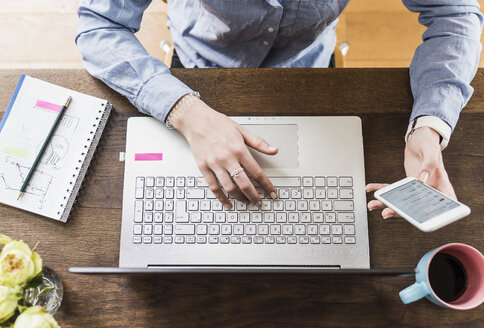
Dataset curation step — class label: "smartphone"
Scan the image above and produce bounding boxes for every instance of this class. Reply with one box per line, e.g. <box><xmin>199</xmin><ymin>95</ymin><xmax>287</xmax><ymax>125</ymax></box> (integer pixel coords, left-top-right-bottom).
<box><xmin>374</xmin><ymin>177</ymin><xmax>470</xmax><ymax>232</ymax></box>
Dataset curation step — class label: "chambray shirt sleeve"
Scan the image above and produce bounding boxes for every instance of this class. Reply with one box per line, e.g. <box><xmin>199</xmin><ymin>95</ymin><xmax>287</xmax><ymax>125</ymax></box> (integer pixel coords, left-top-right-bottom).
<box><xmin>402</xmin><ymin>0</ymin><xmax>483</xmax><ymax>131</ymax></box>
<box><xmin>75</xmin><ymin>0</ymin><xmax>194</xmax><ymax>122</ymax></box>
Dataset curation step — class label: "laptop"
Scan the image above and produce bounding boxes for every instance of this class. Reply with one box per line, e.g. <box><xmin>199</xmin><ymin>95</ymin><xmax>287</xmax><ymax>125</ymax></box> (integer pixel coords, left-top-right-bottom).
<box><xmin>70</xmin><ymin>116</ymin><xmax>371</xmax><ymax>273</ymax></box>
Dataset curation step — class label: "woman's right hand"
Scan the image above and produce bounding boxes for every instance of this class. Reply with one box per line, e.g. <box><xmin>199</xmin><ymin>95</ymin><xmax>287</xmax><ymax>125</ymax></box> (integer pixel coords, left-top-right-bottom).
<box><xmin>168</xmin><ymin>94</ymin><xmax>278</xmax><ymax>209</ymax></box>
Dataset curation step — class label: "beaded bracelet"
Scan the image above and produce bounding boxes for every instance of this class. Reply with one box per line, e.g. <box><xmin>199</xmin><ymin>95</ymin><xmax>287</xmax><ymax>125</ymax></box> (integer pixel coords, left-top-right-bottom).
<box><xmin>165</xmin><ymin>91</ymin><xmax>201</xmax><ymax>130</ymax></box>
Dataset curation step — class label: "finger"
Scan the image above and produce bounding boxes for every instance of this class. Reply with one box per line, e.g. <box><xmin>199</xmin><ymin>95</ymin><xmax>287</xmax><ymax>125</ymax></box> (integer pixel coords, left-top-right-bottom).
<box><xmin>365</xmin><ymin>183</ymin><xmax>389</xmax><ymax>192</ymax></box>
<box><xmin>239</xmin><ymin>150</ymin><xmax>277</xmax><ymax>200</ymax></box>
<box><xmin>238</xmin><ymin>126</ymin><xmax>278</xmax><ymax>155</ymax></box>
<box><xmin>213</xmin><ymin>167</ymin><xmax>249</xmax><ymax>204</ymax></box>
<box><xmin>381</xmin><ymin>207</ymin><xmax>399</xmax><ymax>219</ymax></box>
<box><xmin>200</xmin><ymin>166</ymin><xmax>231</xmax><ymax>209</ymax></box>
<box><xmin>367</xmin><ymin>199</ymin><xmax>386</xmax><ymax>211</ymax></box>
<box><xmin>231</xmin><ymin>169</ymin><xmax>261</xmax><ymax>204</ymax></box>
<box><xmin>417</xmin><ymin>143</ymin><xmax>441</xmax><ymax>183</ymax></box>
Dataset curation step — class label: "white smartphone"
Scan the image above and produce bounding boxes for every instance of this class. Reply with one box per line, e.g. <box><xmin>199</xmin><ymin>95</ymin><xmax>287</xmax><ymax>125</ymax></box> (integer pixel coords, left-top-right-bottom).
<box><xmin>374</xmin><ymin>177</ymin><xmax>470</xmax><ymax>232</ymax></box>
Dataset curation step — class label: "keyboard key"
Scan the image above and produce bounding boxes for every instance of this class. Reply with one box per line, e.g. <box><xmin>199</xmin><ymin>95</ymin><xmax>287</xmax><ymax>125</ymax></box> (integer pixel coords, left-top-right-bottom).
<box><xmin>258</xmin><ymin>224</ymin><xmax>269</xmax><ymax>235</ymax></box>
<box><xmin>145</xmin><ymin>188</ymin><xmax>154</xmax><ymax>199</ymax></box>
<box><xmin>196</xmin><ymin>177</ymin><xmax>209</xmax><ymax>187</ymax></box>
<box><xmin>319</xmin><ymin>224</ymin><xmax>330</xmax><ymax>235</ymax></box>
<box><xmin>191</xmin><ymin>212</ymin><xmax>202</xmax><ymax>223</ymax></box>
<box><xmin>299</xmin><ymin>236</ymin><xmax>309</xmax><ymax>244</ymax></box>
<box><xmin>176</xmin><ymin>177</ymin><xmax>185</xmax><ymax>187</ymax></box>
<box><xmin>197</xmin><ymin>224</ymin><xmax>208</xmax><ymax>235</ymax></box>
<box><xmin>165</xmin><ymin>200</ymin><xmax>174</xmax><ymax>211</ymax></box>
<box><xmin>166</xmin><ymin>177</ymin><xmax>175</xmax><ymax>187</ymax></box>
<box><xmin>187</xmin><ymin>189</ymin><xmax>205</xmax><ymax>199</ymax></box>
<box><xmin>231</xmin><ymin>236</ymin><xmax>241</xmax><ymax>244</ymax></box>
<box><xmin>282</xmin><ymin>224</ymin><xmax>293</xmax><ymax>235</ymax></box>
<box><xmin>209</xmin><ymin>224</ymin><xmax>220</xmax><ymax>235</ymax></box>
<box><xmin>264</xmin><ymin>212</ymin><xmax>275</xmax><ymax>223</ymax></box>
<box><xmin>265</xmin><ymin>236</ymin><xmax>275</xmax><ymax>244</ymax></box>
<box><xmin>144</xmin><ymin>212</ymin><xmax>153</xmax><ymax>223</ymax></box>
<box><xmin>248</xmin><ymin>203</ymin><xmax>259</xmax><ymax>211</ymax></box>
<box><xmin>315</xmin><ymin>189</ymin><xmax>326</xmax><ymax>199</ymax></box>
<box><xmin>136</xmin><ymin>177</ymin><xmax>145</xmax><ymax>188</ymax></box>
<box><xmin>321</xmin><ymin>236</ymin><xmax>331</xmax><ymax>244</ymax></box>
<box><xmin>276</xmin><ymin>212</ymin><xmax>287</xmax><ymax>223</ymax></box>
<box><xmin>291</xmin><ymin>189</ymin><xmax>302</xmax><ymax>199</ymax></box>
<box><xmin>164</xmin><ymin>236</ymin><xmax>173</xmax><ymax>244</ymax></box>
<box><xmin>221</xmin><ymin>225</ymin><xmax>232</xmax><ymax>235</ymax></box>
<box><xmin>234</xmin><ymin>224</ymin><xmax>244</xmax><ymax>235</ymax></box>
<box><xmin>242</xmin><ymin>236</ymin><xmax>252</xmax><ymax>244</ymax></box>
<box><xmin>197</xmin><ymin>236</ymin><xmax>207</xmax><ymax>244</ymax></box>
<box><xmin>334</xmin><ymin>200</ymin><xmax>354</xmax><ymax>211</ymax></box>
<box><xmin>155</xmin><ymin>200</ymin><xmax>164</xmax><ymax>211</ymax></box>
<box><xmin>165</xmin><ymin>213</ymin><xmax>174</xmax><ymax>223</ymax></box>
<box><xmin>202</xmin><ymin>212</ymin><xmax>214</xmax><ymax>223</ymax></box>
<box><xmin>338</xmin><ymin>212</ymin><xmax>355</xmax><ymax>223</ymax></box>
<box><xmin>154</xmin><ymin>212</ymin><xmax>163</xmax><ymax>223</ymax></box>
<box><xmin>227</xmin><ymin>212</ymin><xmax>238</xmax><ymax>223</ymax></box>
<box><xmin>240</xmin><ymin>212</ymin><xmax>250</xmax><ymax>223</ymax></box>
<box><xmin>135</xmin><ymin>188</ymin><xmax>144</xmax><ymax>199</ymax></box>
<box><xmin>339</xmin><ymin>177</ymin><xmax>353</xmax><ymax>187</ymax></box>
<box><xmin>246</xmin><ymin>224</ymin><xmax>256</xmax><ymax>235</ymax></box>
<box><xmin>270</xmin><ymin>177</ymin><xmax>301</xmax><ymax>187</ymax></box>
<box><xmin>251</xmin><ymin>212</ymin><xmax>262</xmax><ymax>223</ymax></box>
<box><xmin>270</xmin><ymin>224</ymin><xmax>281</xmax><ymax>235</ymax></box>
<box><xmin>175</xmin><ymin>236</ymin><xmax>185</xmax><ymax>244</ymax></box>
<box><xmin>327</xmin><ymin>177</ymin><xmax>338</xmax><ymax>187</ymax></box>
<box><xmin>339</xmin><ymin>188</ymin><xmax>354</xmax><ymax>199</ymax></box>
<box><xmin>134</xmin><ymin>201</ymin><xmax>143</xmax><ymax>222</ymax></box>
<box><xmin>236</xmin><ymin>201</ymin><xmax>247</xmax><ymax>211</ymax></box>
<box><xmin>209</xmin><ymin>236</ymin><xmax>219</xmax><ymax>244</ymax></box>
<box><xmin>176</xmin><ymin>189</ymin><xmax>185</xmax><ymax>199</ymax></box>
<box><xmin>133</xmin><ymin>224</ymin><xmax>142</xmax><ymax>235</ymax></box>
<box><xmin>326</xmin><ymin>212</ymin><xmax>336</xmax><ymax>223</ymax></box>
<box><xmin>155</xmin><ymin>188</ymin><xmax>164</xmax><ymax>199</ymax></box>
<box><xmin>164</xmin><ymin>225</ymin><xmax>173</xmax><ymax>235</ymax></box>
<box><xmin>300</xmin><ymin>212</ymin><xmax>311</xmax><ymax>223</ymax></box>
<box><xmin>310</xmin><ymin>236</ymin><xmax>320</xmax><ymax>244</ymax></box>
<box><xmin>261</xmin><ymin>200</ymin><xmax>271</xmax><ymax>211</ymax></box>
<box><xmin>309</xmin><ymin>200</ymin><xmax>320</xmax><ymax>211</ymax></box>
<box><xmin>307</xmin><ymin>224</ymin><xmax>318</xmax><ymax>235</ymax></box>
<box><xmin>315</xmin><ymin>177</ymin><xmax>325</xmax><ymax>187</ymax></box>
<box><xmin>332</xmin><ymin>236</ymin><xmax>343</xmax><ymax>244</ymax></box>
<box><xmin>200</xmin><ymin>200</ymin><xmax>211</xmax><ymax>211</ymax></box>
<box><xmin>288</xmin><ymin>213</ymin><xmax>298</xmax><ymax>223</ymax></box>
<box><xmin>146</xmin><ymin>176</ymin><xmax>155</xmax><ymax>187</ymax></box>
<box><xmin>186</xmin><ymin>236</ymin><xmax>196</xmax><ymax>244</ymax></box>
<box><xmin>165</xmin><ymin>189</ymin><xmax>175</xmax><ymax>199</ymax></box>
<box><xmin>344</xmin><ymin>224</ymin><xmax>355</xmax><ymax>235</ymax></box>
<box><xmin>295</xmin><ymin>225</ymin><xmax>306</xmax><ymax>235</ymax></box>
<box><xmin>303</xmin><ymin>188</ymin><xmax>314</xmax><ymax>199</ymax></box>
<box><xmin>175</xmin><ymin>224</ymin><xmax>195</xmax><ymax>235</ymax></box>
<box><xmin>143</xmin><ymin>236</ymin><xmax>152</xmax><ymax>244</ymax></box>
<box><xmin>322</xmin><ymin>200</ymin><xmax>332</xmax><ymax>211</ymax></box>
<box><xmin>297</xmin><ymin>200</ymin><xmax>308</xmax><ymax>211</ymax></box>
<box><xmin>254</xmin><ymin>236</ymin><xmax>264</xmax><ymax>244</ymax></box>
<box><xmin>155</xmin><ymin>177</ymin><xmax>164</xmax><ymax>187</ymax></box>
<box><xmin>215</xmin><ymin>212</ymin><xmax>226</xmax><ymax>223</ymax></box>
<box><xmin>313</xmin><ymin>212</ymin><xmax>324</xmax><ymax>222</ymax></box>
<box><xmin>154</xmin><ymin>224</ymin><xmax>163</xmax><ymax>235</ymax></box>
<box><xmin>206</xmin><ymin>189</ymin><xmax>216</xmax><ymax>199</ymax></box>
<box><xmin>302</xmin><ymin>177</ymin><xmax>313</xmax><ymax>187</ymax></box>
<box><xmin>279</xmin><ymin>188</ymin><xmax>290</xmax><ymax>199</ymax></box>
<box><xmin>287</xmin><ymin>236</ymin><xmax>297</xmax><ymax>244</ymax></box>
<box><xmin>327</xmin><ymin>188</ymin><xmax>338</xmax><ymax>199</ymax></box>
<box><xmin>188</xmin><ymin>200</ymin><xmax>198</xmax><ymax>211</ymax></box>
<box><xmin>212</xmin><ymin>201</ymin><xmax>223</xmax><ymax>211</ymax></box>
<box><xmin>276</xmin><ymin>236</ymin><xmax>286</xmax><ymax>244</ymax></box>
<box><xmin>273</xmin><ymin>201</ymin><xmax>284</xmax><ymax>211</ymax></box>
<box><xmin>187</xmin><ymin>177</ymin><xmax>196</xmax><ymax>187</ymax></box>
<box><xmin>220</xmin><ymin>236</ymin><xmax>230</xmax><ymax>244</ymax></box>
<box><xmin>154</xmin><ymin>236</ymin><xmax>162</xmax><ymax>244</ymax></box>
<box><xmin>332</xmin><ymin>225</ymin><xmax>343</xmax><ymax>235</ymax></box>
<box><xmin>285</xmin><ymin>200</ymin><xmax>296</xmax><ymax>211</ymax></box>
<box><xmin>345</xmin><ymin>236</ymin><xmax>356</xmax><ymax>244</ymax></box>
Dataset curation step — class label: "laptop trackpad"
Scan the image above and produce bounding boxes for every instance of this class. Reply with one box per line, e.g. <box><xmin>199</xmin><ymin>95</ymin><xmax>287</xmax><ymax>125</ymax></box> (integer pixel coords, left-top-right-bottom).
<box><xmin>242</xmin><ymin>124</ymin><xmax>299</xmax><ymax>169</ymax></box>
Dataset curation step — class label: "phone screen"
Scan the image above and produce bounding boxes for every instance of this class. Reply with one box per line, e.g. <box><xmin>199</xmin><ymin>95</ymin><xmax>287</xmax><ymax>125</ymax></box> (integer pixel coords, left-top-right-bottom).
<box><xmin>379</xmin><ymin>180</ymin><xmax>460</xmax><ymax>223</ymax></box>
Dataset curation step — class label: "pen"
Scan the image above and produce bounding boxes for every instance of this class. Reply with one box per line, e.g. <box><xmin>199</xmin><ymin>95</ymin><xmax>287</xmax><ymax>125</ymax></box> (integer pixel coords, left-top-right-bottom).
<box><xmin>17</xmin><ymin>96</ymin><xmax>72</xmax><ymax>200</ymax></box>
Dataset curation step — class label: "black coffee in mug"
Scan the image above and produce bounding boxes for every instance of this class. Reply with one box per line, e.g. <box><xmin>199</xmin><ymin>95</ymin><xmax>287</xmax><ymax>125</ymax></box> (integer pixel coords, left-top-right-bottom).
<box><xmin>428</xmin><ymin>253</ymin><xmax>467</xmax><ymax>302</ymax></box>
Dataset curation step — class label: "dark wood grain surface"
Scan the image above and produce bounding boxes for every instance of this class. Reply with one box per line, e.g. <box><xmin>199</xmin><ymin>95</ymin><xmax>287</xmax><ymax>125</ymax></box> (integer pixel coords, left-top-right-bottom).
<box><xmin>0</xmin><ymin>69</ymin><xmax>483</xmax><ymax>327</ymax></box>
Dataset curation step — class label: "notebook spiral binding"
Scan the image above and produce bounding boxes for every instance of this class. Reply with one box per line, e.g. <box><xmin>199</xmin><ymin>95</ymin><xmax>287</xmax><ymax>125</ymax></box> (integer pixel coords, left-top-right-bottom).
<box><xmin>57</xmin><ymin>103</ymin><xmax>113</xmax><ymax>222</ymax></box>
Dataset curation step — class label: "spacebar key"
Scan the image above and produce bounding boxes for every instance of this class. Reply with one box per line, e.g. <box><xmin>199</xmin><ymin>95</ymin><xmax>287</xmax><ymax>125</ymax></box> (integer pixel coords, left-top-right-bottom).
<box><xmin>175</xmin><ymin>224</ymin><xmax>195</xmax><ymax>235</ymax></box>
<box><xmin>269</xmin><ymin>177</ymin><xmax>301</xmax><ymax>187</ymax></box>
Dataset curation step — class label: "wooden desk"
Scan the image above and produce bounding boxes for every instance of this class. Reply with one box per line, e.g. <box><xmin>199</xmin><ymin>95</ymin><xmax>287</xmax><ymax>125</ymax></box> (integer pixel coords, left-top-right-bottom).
<box><xmin>1</xmin><ymin>69</ymin><xmax>483</xmax><ymax>327</ymax></box>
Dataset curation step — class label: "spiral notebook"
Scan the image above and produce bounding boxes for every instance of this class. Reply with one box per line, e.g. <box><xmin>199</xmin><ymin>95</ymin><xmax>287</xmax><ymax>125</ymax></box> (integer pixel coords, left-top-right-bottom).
<box><xmin>0</xmin><ymin>75</ymin><xmax>112</xmax><ymax>222</ymax></box>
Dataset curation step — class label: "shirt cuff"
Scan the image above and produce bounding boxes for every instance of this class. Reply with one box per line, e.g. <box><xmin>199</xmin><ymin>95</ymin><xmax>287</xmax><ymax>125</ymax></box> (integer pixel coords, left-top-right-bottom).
<box><xmin>134</xmin><ymin>73</ymin><xmax>195</xmax><ymax>123</ymax></box>
<box><xmin>405</xmin><ymin>116</ymin><xmax>452</xmax><ymax>151</ymax></box>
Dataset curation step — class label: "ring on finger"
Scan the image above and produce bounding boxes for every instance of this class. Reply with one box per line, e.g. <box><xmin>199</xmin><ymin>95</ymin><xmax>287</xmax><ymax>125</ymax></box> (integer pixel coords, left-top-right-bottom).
<box><xmin>230</xmin><ymin>167</ymin><xmax>245</xmax><ymax>179</ymax></box>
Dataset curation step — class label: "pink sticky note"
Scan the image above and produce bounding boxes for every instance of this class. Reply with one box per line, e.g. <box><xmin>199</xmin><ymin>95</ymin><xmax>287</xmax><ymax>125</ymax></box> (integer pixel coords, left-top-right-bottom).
<box><xmin>135</xmin><ymin>153</ymin><xmax>163</xmax><ymax>161</ymax></box>
<box><xmin>35</xmin><ymin>100</ymin><xmax>63</xmax><ymax>112</ymax></box>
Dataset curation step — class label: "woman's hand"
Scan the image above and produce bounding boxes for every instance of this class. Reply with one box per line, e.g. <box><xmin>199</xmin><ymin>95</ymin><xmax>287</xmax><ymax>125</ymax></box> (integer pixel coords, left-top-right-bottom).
<box><xmin>169</xmin><ymin>95</ymin><xmax>278</xmax><ymax>209</ymax></box>
<box><xmin>366</xmin><ymin>127</ymin><xmax>457</xmax><ymax>219</ymax></box>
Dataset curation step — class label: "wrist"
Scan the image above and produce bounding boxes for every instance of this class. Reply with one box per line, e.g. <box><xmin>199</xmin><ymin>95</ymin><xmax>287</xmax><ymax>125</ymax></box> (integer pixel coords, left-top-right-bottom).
<box><xmin>166</xmin><ymin>94</ymin><xmax>201</xmax><ymax>132</ymax></box>
<box><xmin>409</xmin><ymin>126</ymin><xmax>440</xmax><ymax>145</ymax></box>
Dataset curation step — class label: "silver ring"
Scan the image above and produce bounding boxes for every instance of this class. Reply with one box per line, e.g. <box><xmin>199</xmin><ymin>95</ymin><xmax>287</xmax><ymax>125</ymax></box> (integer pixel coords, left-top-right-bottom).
<box><xmin>230</xmin><ymin>167</ymin><xmax>245</xmax><ymax>178</ymax></box>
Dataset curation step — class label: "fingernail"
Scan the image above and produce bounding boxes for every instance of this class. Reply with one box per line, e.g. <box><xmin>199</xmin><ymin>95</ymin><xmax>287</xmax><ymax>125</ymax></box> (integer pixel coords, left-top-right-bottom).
<box><xmin>270</xmin><ymin>192</ymin><xmax>277</xmax><ymax>200</ymax></box>
<box><xmin>368</xmin><ymin>207</ymin><xmax>374</xmax><ymax>212</ymax></box>
<box><xmin>256</xmin><ymin>201</ymin><xmax>262</xmax><ymax>208</ymax></box>
<box><xmin>224</xmin><ymin>202</ymin><xmax>232</xmax><ymax>210</ymax></box>
<box><xmin>268</xmin><ymin>145</ymin><xmax>277</xmax><ymax>152</ymax></box>
<box><xmin>383</xmin><ymin>215</ymin><xmax>393</xmax><ymax>220</ymax></box>
<box><xmin>419</xmin><ymin>171</ymin><xmax>429</xmax><ymax>184</ymax></box>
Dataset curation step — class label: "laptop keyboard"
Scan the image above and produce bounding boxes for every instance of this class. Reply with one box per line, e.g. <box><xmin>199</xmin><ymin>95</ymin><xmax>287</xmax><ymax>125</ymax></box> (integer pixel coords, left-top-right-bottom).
<box><xmin>132</xmin><ymin>176</ymin><xmax>356</xmax><ymax>245</ymax></box>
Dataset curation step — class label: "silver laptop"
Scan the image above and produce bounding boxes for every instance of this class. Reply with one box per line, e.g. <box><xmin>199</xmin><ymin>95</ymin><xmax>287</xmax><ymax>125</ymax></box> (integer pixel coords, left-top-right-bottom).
<box><xmin>70</xmin><ymin>116</ymin><xmax>371</xmax><ymax>273</ymax></box>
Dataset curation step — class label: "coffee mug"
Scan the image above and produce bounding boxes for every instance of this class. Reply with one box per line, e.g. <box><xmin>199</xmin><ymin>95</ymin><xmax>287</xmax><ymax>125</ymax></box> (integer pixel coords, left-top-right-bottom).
<box><xmin>400</xmin><ymin>243</ymin><xmax>484</xmax><ymax>310</ymax></box>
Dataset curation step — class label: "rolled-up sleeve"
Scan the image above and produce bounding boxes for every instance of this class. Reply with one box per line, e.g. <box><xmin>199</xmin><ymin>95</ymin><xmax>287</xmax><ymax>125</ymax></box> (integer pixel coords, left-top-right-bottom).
<box><xmin>76</xmin><ymin>0</ymin><xmax>194</xmax><ymax>122</ymax></box>
<box><xmin>402</xmin><ymin>0</ymin><xmax>483</xmax><ymax>131</ymax></box>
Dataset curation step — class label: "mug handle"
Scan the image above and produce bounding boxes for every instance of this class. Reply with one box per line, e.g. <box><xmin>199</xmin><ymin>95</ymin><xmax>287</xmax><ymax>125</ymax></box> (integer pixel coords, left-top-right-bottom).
<box><xmin>399</xmin><ymin>281</ymin><xmax>429</xmax><ymax>304</ymax></box>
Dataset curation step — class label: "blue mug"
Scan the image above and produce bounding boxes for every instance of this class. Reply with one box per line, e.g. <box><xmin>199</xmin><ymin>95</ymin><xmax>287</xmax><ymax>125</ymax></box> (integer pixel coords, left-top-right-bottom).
<box><xmin>399</xmin><ymin>243</ymin><xmax>484</xmax><ymax>310</ymax></box>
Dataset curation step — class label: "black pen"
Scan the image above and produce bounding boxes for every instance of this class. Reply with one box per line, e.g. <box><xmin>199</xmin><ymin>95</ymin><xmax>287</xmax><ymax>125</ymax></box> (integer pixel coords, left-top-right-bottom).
<box><xmin>18</xmin><ymin>96</ymin><xmax>72</xmax><ymax>200</ymax></box>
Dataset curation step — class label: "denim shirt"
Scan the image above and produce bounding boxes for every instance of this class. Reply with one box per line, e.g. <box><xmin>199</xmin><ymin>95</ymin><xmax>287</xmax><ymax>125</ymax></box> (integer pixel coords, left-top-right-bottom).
<box><xmin>76</xmin><ymin>0</ymin><xmax>483</xmax><ymax>131</ymax></box>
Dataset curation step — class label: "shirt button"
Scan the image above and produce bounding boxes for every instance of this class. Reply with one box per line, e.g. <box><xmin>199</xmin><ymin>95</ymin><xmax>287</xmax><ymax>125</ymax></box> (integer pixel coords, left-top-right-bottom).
<box><xmin>263</xmin><ymin>40</ymin><xmax>269</xmax><ymax>46</ymax></box>
<box><xmin>267</xmin><ymin>27</ymin><xmax>274</xmax><ymax>33</ymax></box>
